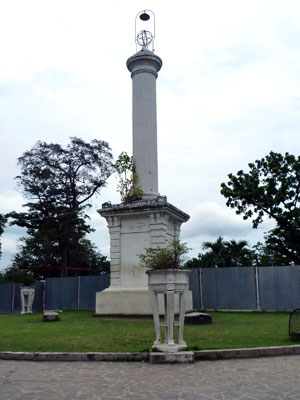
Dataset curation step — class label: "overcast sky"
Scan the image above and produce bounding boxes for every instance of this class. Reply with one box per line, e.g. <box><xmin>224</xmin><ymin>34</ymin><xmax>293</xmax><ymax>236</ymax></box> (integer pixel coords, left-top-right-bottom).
<box><xmin>1</xmin><ymin>0</ymin><xmax>300</xmax><ymax>269</ymax></box>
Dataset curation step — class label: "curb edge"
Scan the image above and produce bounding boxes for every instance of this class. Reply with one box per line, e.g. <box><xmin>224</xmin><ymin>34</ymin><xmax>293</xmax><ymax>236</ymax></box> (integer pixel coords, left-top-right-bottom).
<box><xmin>1</xmin><ymin>345</ymin><xmax>300</xmax><ymax>362</ymax></box>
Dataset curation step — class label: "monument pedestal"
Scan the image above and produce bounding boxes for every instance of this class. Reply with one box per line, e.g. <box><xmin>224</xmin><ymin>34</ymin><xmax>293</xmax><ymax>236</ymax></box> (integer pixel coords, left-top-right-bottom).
<box><xmin>96</xmin><ymin>287</ymin><xmax>193</xmax><ymax>316</ymax></box>
<box><xmin>95</xmin><ymin>196</ymin><xmax>192</xmax><ymax>315</ymax></box>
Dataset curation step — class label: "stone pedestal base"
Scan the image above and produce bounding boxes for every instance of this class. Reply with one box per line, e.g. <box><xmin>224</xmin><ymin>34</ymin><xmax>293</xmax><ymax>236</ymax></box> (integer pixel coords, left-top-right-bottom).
<box><xmin>152</xmin><ymin>343</ymin><xmax>188</xmax><ymax>352</ymax></box>
<box><xmin>95</xmin><ymin>287</ymin><xmax>193</xmax><ymax>316</ymax></box>
<box><xmin>96</xmin><ymin>197</ymin><xmax>192</xmax><ymax>315</ymax></box>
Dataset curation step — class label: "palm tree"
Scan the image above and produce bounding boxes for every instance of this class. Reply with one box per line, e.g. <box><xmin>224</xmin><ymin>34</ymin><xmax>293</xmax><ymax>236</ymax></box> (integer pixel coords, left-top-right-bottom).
<box><xmin>202</xmin><ymin>237</ymin><xmax>251</xmax><ymax>267</ymax></box>
<box><xmin>225</xmin><ymin>240</ymin><xmax>251</xmax><ymax>267</ymax></box>
<box><xmin>202</xmin><ymin>236</ymin><xmax>230</xmax><ymax>268</ymax></box>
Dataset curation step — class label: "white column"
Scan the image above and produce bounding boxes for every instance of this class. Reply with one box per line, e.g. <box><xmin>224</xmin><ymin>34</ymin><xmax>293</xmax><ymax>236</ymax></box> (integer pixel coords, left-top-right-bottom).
<box><xmin>127</xmin><ymin>49</ymin><xmax>162</xmax><ymax>198</ymax></box>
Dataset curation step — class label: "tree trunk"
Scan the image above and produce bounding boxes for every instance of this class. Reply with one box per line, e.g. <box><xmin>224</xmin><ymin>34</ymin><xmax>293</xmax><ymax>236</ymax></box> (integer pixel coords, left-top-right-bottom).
<box><xmin>60</xmin><ymin>214</ymin><xmax>72</xmax><ymax>277</ymax></box>
<box><xmin>61</xmin><ymin>245</ymin><xmax>68</xmax><ymax>277</ymax></box>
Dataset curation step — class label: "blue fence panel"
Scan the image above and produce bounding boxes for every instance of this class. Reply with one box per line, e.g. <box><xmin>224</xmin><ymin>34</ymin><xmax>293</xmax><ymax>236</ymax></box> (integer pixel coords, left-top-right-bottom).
<box><xmin>79</xmin><ymin>275</ymin><xmax>110</xmax><ymax>310</ymax></box>
<box><xmin>32</xmin><ymin>283</ymin><xmax>44</xmax><ymax>313</ymax></box>
<box><xmin>202</xmin><ymin>267</ymin><xmax>257</xmax><ymax>310</ymax></box>
<box><xmin>13</xmin><ymin>283</ymin><xmax>25</xmax><ymax>313</ymax></box>
<box><xmin>189</xmin><ymin>269</ymin><xmax>200</xmax><ymax>309</ymax></box>
<box><xmin>45</xmin><ymin>277</ymin><xmax>78</xmax><ymax>310</ymax></box>
<box><xmin>4</xmin><ymin>268</ymin><xmax>300</xmax><ymax>313</ymax></box>
<box><xmin>0</xmin><ymin>283</ymin><xmax>13</xmax><ymax>314</ymax></box>
<box><xmin>258</xmin><ymin>266</ymin><xmax>300</xmax><ymax>310</ymax></box>
<box><xmin>201</xmin><ymin>269</ymin><xmax>218</xmax><ymax>310</ymax></box>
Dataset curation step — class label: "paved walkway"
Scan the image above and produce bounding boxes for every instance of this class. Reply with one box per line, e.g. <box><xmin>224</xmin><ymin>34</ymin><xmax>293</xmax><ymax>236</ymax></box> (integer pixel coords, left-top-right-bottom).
<box><xmin>1</xmin><ymin>355</ymin><xmax>300</xmax><ymax>399</ymax></box>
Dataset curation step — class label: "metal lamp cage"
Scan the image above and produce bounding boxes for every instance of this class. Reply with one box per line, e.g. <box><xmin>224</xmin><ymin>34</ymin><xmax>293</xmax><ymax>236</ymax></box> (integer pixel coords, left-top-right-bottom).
<box><xmin>135</xmin><ymin>10</ymin><xmax>156</xmax><ymax>52</ymax></box>
<box><xmin>289</xmin><ymin>309</ymin><xmax>300</xmax><ymax>340</ymax></box>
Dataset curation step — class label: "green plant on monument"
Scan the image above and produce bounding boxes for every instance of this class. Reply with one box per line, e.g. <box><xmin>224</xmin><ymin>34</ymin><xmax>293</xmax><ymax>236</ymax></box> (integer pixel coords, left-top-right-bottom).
<box><xmin>139</xmin><ymin>239</ymin><xmax>190</xmax><ymax>270</ymax></box>
<box><xmin>116</xmin><ymin>151</ymin><xmax>144</xmax><ymax>202</ymax></box>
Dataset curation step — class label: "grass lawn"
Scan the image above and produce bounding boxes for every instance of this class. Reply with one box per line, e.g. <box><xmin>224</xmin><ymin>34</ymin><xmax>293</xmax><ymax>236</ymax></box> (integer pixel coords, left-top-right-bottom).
<box><xmin>0</xmin><ymin>311</ymin><xmax>296</xmax><ymax>353</ymax></box>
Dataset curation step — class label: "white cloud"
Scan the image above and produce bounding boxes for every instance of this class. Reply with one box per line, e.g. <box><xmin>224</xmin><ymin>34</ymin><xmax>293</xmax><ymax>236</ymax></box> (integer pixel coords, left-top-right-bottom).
<box><xmin>0</xmin><ymin>193</ymin><xmax>24</xmax><ymax>214</ymax></box>
<box><xmin>0</xmin><ymin>227</ymin><xmax>25</xmax><ymax>270</ymax></box>
<box><xmin>1</xmin><ymin>237</ymin><xmax>18</xmax><ymax>254</ymax></box>
<box><xmin>182</xmin><ymin>202</ymin><xmax>252</xmax><ymax>240</ymax></box>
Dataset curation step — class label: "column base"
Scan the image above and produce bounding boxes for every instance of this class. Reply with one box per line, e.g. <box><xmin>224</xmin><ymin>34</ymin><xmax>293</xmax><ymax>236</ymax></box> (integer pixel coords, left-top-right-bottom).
<box><xmin>152</xmin><ymin>342</ymin><xmax>188</xmax><ymax>353</ymax></box>
<box><xmin>95</xmin><ymin>287</ymin><xmax>193</xmax><ymax>316</ymax></box>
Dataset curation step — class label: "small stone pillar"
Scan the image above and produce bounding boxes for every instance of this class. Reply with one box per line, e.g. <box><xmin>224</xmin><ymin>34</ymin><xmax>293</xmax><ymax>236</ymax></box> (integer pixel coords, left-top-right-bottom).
<box><xmin>20</xmin><ymin>286</ymin><xmax>35</xmax><ymax>314</ymax></box>
<box><xmin>147</xmin><ymin>269</ymin><xmax>190</xmax><ymax>352</ymax></box>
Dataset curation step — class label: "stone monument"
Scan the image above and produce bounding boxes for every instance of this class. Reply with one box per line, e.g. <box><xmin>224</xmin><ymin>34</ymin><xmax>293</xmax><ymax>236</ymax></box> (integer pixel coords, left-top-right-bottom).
<box><xmin>95</xmin><ymin>11</ymin><xmax>192</xmax><ymax>315</ymax></box>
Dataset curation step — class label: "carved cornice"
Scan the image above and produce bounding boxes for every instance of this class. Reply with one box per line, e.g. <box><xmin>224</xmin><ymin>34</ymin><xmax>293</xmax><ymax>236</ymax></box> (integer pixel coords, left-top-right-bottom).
<box><xmin>98</xmin><ymin>196</ymin><xmax>190</xmax><ymax>223</ymax></box>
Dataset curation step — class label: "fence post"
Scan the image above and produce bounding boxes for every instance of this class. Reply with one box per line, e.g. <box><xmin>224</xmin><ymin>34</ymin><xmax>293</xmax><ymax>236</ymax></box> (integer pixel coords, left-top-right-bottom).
<box><xmin>11</xmin><ymin>283</ymin><xmax>15</xmax><ymax>314</ymax></box>
<box><xmin>199</xmin><ymin>268</ymin><xmax>204</xmax><ymax>310</ymax></box>
<box><xmin>255</xmin><ymin>267</ymin><xmax>261</xmax><ymax>311</ymax></box>
<box><xmin>77</xmin><ymin>276</ymin><xmax>80</xmax><ymax>310</ymax></box>
<box><xmin>42</xmin><ymin>282</ymin><xmax>45</xmax><ymax>311</ymax></box>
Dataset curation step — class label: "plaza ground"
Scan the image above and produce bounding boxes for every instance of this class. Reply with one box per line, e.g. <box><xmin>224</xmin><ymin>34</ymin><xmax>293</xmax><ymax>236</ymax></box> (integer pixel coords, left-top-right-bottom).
<box><xmin>1</xmin><ymin>355</ymin><xmax>300</xmax><ymax>399</ymax></box>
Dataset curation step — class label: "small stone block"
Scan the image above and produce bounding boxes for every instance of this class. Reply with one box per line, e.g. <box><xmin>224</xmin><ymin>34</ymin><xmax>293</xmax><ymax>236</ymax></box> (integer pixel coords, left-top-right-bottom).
<box><xmin>185</xmin><ymin>312</ymin><xmax>212</xmax><ymax>325</ymax></box>
<box><xmin>150</xmin><ymin>351</ymin><xmax>195</xmax><ymax>364</ymax></box>
<box><xmin>43</xmin><ymin>311</ymin><xmax>60</xmax><ymax>322</ymax></box>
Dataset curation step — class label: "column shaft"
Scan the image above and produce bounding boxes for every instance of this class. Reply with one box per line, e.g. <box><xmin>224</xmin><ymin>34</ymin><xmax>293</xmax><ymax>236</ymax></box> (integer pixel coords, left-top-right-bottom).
<box><xmin>132</xmin><ymin>72</ymin><xmax>158</xmax><ymax>196</ymax></box>
<box><xmin>127</xmin><ymin>49</ymin><xmax>162</xmax><ymax>198</ymax></box>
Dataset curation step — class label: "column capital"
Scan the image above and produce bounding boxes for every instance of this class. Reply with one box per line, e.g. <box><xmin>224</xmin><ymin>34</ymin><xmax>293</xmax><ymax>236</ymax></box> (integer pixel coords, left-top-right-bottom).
<box><xmin>126</xmin><ymin>49</ymin><xmax>162</xmax><ymax>79</ymax></box>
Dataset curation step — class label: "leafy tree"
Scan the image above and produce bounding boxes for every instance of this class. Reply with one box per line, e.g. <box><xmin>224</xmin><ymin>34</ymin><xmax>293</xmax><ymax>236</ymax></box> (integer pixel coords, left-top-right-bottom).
<box><xmin>0</xmin><ymin>213</ymin><xmax>7</xmax><ymax>259</ymax></box>
<box><xmin>71</xmin><ymin>239</ymin><xmax>110</xmax><ymax>276</ymax></box>
<box><xmin>8</xmin><ymin>137</ymin><xmax>115</xmax><ymax>277</ymax></box>
<box><xmin>115</xmin><ymin>151</ymin><xmax>143</xmax><ymax>202</ymax></box>
<box><xmin>0</xmin><ymin>266</ymin><xmax>36</xmax><ymax>285</ymax></box>
<box><xmin>184</xmin><ymin>238</ymin><xmax>292</xmax><ymax>269</ymax></box>
<box><xmin>251</xmin><ymin>241</ymin><xmax>292</xmax><ymax>267</ymax></box>
<box><xmin>11</xmin><ymin>233</ymin><xmax>110</xmax><ymax>279</ymax></box>
<box><xmin>11</xmin><ymin>213</ymin><xmax>93</xmax><ymax>275</ymax></box>
<box><xmin>221</xmin><ymin>151</ymin><xmax>300</xmax><ymax>264</ymax></box>
<box><xmin>184</xmin><ymin>252</ymin><xmax>215</xmax><ymax>269</ymax></box>
<box><xmin>185</xmin><ymin>255</ymin><xmax>201</xmax><ymax>269</ymax></box>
